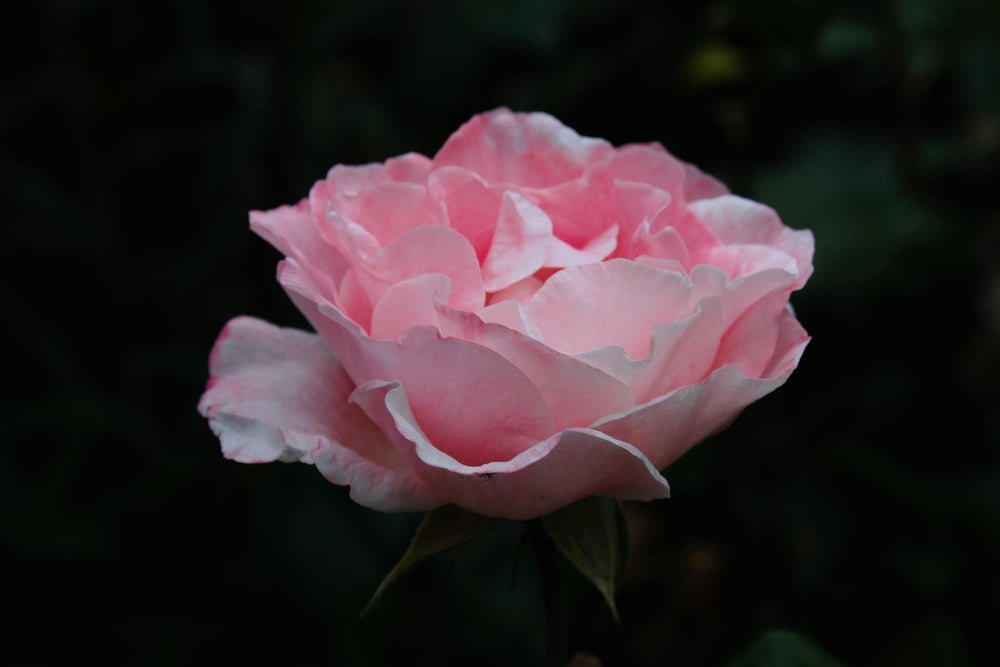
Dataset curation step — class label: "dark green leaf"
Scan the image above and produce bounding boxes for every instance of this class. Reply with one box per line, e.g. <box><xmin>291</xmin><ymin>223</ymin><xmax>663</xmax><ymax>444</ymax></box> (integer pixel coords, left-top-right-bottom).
<box><xmin>729</xmin><ymin>629</ymin><xmax>844</xmax><ymax>667</ymax></box>
<box><xmin>360</xmin><ymin>505</ymin><xmax>502</xmax><ymax>617</ymax></box>
<box><xmin>541</xmin><ymin>497</ymin><xmax>626</xmax><ymax>622</ymax></box>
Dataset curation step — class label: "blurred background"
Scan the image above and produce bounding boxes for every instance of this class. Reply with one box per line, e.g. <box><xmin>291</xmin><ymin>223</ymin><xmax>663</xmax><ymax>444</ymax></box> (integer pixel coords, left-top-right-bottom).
<box><xmin>4</xmin><ymin>0</ymin><xmax>998</xmax><ymax>665</ymax></box>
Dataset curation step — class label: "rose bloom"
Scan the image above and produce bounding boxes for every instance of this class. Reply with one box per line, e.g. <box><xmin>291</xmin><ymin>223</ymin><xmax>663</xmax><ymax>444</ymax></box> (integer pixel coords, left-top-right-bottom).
<box><xmin>199</xmin><ymin>109</ymin><xmax>812</xmax><ymax>520</ymax></box>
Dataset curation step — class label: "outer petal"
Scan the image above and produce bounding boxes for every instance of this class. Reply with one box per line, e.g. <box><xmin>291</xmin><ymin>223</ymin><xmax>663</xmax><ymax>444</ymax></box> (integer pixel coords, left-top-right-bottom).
<box><xmin>593</xmin><ymin>312</ymin><xmax>810</xmax><ymax>470</ymax></box>
<box><xmin>433</xmin><ymin>108</ymin><xmax>613</xmax><ymax>188</ymax></box>
<box><xmin>351</xmin><ymin>380</ymin><xmax>670</xmax><ymax>519</ymax></box>
<box><xmin>249</xmin><ymin>201</ymin><xmax>351</xmax><ymax>289</ymax></box>
<box><xmin>197</xmin><ymin>316</ymin><xmax>440</xmax><ymax>512</ymax></box>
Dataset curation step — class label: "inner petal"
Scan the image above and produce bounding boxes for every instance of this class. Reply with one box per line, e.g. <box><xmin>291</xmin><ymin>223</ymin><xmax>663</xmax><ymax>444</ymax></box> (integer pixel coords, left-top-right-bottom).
<box><xmin>524</xmin><ymin>258</ymin><xmax>692</xmax><ymax>359</ymax></box>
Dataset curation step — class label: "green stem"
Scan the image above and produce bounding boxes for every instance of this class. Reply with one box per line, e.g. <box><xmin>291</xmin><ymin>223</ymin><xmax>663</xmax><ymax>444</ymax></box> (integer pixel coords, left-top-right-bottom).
<box><xmin>530</xmin><ymin>520</ymin><xmax>566</xmax><ymax>667</ymax></box>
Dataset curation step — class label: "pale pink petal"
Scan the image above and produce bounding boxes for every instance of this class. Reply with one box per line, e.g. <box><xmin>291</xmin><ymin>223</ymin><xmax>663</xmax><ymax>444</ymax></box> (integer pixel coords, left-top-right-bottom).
<box><xmin>481</xmin><ymin>192</ymin><xmax>553</xmax><ymax>292</ymax></box>
<box><xmin>575</xmin><ymin>296</ymin><xmax>725</xmax><ymax>404</ymax></box>
<box><xmin>682</xmin><ymin>162</ymin><xmax>730</xmax><ymax>201</ymax></box>
<box><xmin>322</xmin><ymin>162</ymin><xmax>386</xmax><ymax>193</ymax></box>
<box><xmin>593</xmin><ymin>316</ymin><xmax>809</xmax><ymax>471</ymax></box>
<box><xmin>331</xmin><ymin>181</ymin><xmax>447</xmax><ymax>246</ymax></box>
<box><xmin>365</xmin><ymin>225</ymin><xmax>485</xmax><ymax>312</ymax></box>
<box><xmin>249</xmin><ymin>201</ymin><xmax>351</xmax><ymax>287</ymax></box>
<box><xmin>532</xmin><ymin>177</ymin><xmax>672</xmax><ymax>252</ymax></box>
<box><xmin>351</xmin><ymin>380</ymin><xmax>669</xmax><ymax>519</ymax></box>
<box><xmin>525</xmin><ymin>259</ymin><xmax>691</xmax><ymax>358</ymax></box>
<box><xmin>486</xmin><ymin>275</ymin><xmax>544</xmax><ymax>306</ymax></box>
<box><xmin>430</xmin><ymin>303</ymin><xmax>635</xmax><ymax>431</ymax></box>
<box><xmin>197</xmin><ymin>316</ymin><xmax>440</xmax><ymax>512</ymax></box>
<box><xmin>370</xmin><ymin>273</ymin><xmax>452</xmax><ymax>341</ymax></box>
<box><xmin>688</xmin><ymin>195</ymin><xmax>814</xmax><ymax>287</ymax></box>
<box><xmin>427</xmin><ymin>166</ymin><xmax>505</xmax><ymax>260</ymax></box>
<box><xmin>274</xmin><ymin>278</ymin><xmax>557</xmax><ymax>467</ymax></box>
<box><xmin>383</xmin><ymin>152</ymin><xmax>433</xmax><ymax>183</ymax></box>
<box><xmin>702</xmin><ymin>243</ymin><xmax>799</xmax><ymax>281</ymax></box>
<box><xmin>326</xmin><ymin>222</ymin><xmax>485</xmax><ymax>318</ymax></box>
<box><xmin>433</xmin><ymin>108</ymin><xmax>613</xmax><ymax>188</ymax></box>
<box><xmin>762</xmin><ymin>306</ymin><xmax>811</xmax><ymax>378</ymax></box>
<box><xmin>475</xmin><ymin>299</ymin><xmax>538</xmax><ymax>337</ymax></box>
<box><xmin>545</xmin><ymin>224</ymin><xmax>619</xmax><ymax>268</ymax></box>
<box><xmin>649</xmin><ymin>204</ymin><xmax>720</xmax><ymax>262</ymax></box>
<box><xmin>589</xmin><ymin>143</ymin><xmax>687</xmax><ymax>195</ymax></box>
<box><xmin>711</xmin><ymin>291</ymin><xmax>789</xmax><ymax>379</ymax></box>
<box><xmin>630</xmin><ymin>220</ymin><xmax>690</xmax><ymax>268</ymax></box>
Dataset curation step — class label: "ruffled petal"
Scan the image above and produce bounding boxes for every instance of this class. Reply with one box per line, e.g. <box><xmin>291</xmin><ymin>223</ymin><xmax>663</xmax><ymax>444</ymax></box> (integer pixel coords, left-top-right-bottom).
<box><xmin>531</xmin><ymin>176</ymin><xmax>672</xmax><ymax>253</ymax></box>
<box><xmin>197</xmin><ymin>316</ymin><xmax>440</xmax><ymax>512</ymax></box>
<box><xmin>593</xmin><ymin>314</ymin><xmax>809</xmax><ymax>471</ymax></box>
<box><xmin>688</xmin><ymin>195</ymin><xmax>814</xmax><ymax>287</ymax></box>
<box><xmin>249</xmin><ymin>201</ymin><xmax>351</xmax><ymax>289</ymax></box>
<box><xmin>351</xmin><ymin>380</ymin><xmax>669</xmax><ymax>519</ymax></box>
<box><xmin>433</xmin><ymin>108</ymin><xmax>613</xmax><ymax>188</ymax></box>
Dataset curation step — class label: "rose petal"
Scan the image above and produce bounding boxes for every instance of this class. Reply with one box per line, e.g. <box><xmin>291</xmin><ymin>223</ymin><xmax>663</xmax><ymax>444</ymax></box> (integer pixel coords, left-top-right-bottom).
<box><xmin>545</xmin><ymin>224</ymin><xmax>619</xmax><ymax>268</ymax></box>
<box><xmin>593</xmin><ymin>314</ymin><xmax>809</xmax><ymax>471</ymax></box>
<box><xmin>352</xmin><ymin>380</ymin><xmax>669</xmax><ymax>519</ymax></box>
<box><xmin>331</xmin><ymin>223</ymin><xmax>486</xmax><ymax>317</ymax></box>
<box><xmin>525</xmin><ymin>259</ymin><xmax>691</xmax><ymax>358</ymax></box>
<box><xmin>630</xmin><ymin>220</ymin><xmax>690</xmax><ymax>268</ymax></box>
<box><xmin>589</xmin><ymin>143</ymin><xmax>687</xmax><ymax>195</ymax></box>
<box><xmin>427</xmin><ymin>166</ymin><xmax>505</xmax><ymax>260</ymax></box>
<box><xmin>531</xmin><ymin>177</ymin><xmax>671</xmax><ymax>253</ymax></box>
<box><xmin>431</xmin><ymin>303</ymin><xmax>635</xmax><ymax>431</ymax></box>
<box><xmin>249</xmin><ymin>201</ymin><xmax>351</xmax><ymax>288</ymax></box>
<box><xmin>370</xmin><ymin>273</ymin><xmax>452</xmax><ymax>341</ymax></box>
<box><xmin>433</xmin><ymin>108</ymin><xmax>613</xmax><ymax>188</ymax></box>
<box><xmin>688</xmin><ymin>195</ymin><xmax>814</xmax><ymax>287</ymax></box>
<box><xmin>481</xmin><ymin>192</ymin><xmax>553</xmax><ymax>292</ymax></box>
<box><xmin>682</xmin><ymin>162</ymin><xmax>730</xmax><ymax>201</ymax></box>
<box><xmin>278</xmin><ymin>272</ymin><xmax>557</xmax><ymax>467</ymax></box>
<box><xmin>486</xmin><ymin>275</ymin><xmax>544</xmax><ymax>307</ymax></box>
<box><xmin>383</xmin><ymin>152</ymin><xmax>433</xmax><ymax>183</ymax></box>
<box><xmin>332</xmin><ymin>181</ymin><xmax>448</xmax><ymax>246</ymax></box>
<box><xmin>575</xmin><ymin>296</ymin><xmax>725</xmax><ymax>404</ymax></box>
<box><xmin>197</xmin><ymin>316</ymin><xmax>440</xmax><ymax>511</ymax></box>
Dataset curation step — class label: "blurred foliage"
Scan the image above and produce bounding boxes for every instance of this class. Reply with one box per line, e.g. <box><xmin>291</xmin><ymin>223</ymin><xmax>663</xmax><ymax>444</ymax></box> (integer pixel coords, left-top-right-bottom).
<box><xmin>2</xmin><ymin>0</ymin><xmax>998</xmax><ymax>665</ymax></box>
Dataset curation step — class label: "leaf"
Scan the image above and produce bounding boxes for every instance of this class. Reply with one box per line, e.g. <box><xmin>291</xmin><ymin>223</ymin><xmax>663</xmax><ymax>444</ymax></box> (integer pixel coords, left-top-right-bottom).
<box><xmin>729</xmin><ymin>629</ymin><xmax>844</xmax><ymax>667</ymax></box>
<box><xmin>541</xmin><ymin>497</ymin><xmax>627</xmax><ymax>622</ymax></box>
<box><xmin>360</xmin><ymin>505</ymin><xmax>502</xmax><ymax>617</ymax></box>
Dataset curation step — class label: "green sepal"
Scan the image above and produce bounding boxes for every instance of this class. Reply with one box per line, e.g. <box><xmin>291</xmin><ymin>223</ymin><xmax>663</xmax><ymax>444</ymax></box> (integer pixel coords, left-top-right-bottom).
<box><xmin>729</xmin><ymin>629</ymin><xmax>844</xmax><ymax>667</ymax></box>
<box><xmin>360</xmin><ymin>505</ymin><xmax>502</xmax><ymax>617</ymax></box>
<box><xmin>540</xmin><ymin>496</ymin><xmax>628</xmax><ymax>623</ymax></box>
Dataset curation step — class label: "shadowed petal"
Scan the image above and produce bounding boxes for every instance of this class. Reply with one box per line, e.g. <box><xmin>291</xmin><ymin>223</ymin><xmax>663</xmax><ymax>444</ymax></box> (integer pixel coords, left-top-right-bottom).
<box><xmin>197</xmin><ymin>316</ymin><xmax>440</xmax><ymax>512</ymax></box>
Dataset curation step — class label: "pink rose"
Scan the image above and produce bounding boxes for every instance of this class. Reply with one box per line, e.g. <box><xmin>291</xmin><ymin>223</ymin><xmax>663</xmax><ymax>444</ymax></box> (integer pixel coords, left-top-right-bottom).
<box><xmin>199</xmin><ymin>108</ymin><xmax>812</xmax><ymax>520</ymax></box>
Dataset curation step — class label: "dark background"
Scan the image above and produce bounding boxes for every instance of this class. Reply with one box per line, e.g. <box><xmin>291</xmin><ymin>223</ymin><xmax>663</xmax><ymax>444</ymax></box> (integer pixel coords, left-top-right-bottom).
<box><xmin>4</xmin><ymin>0</ymin><xmax>998</xmax><ymax>665</ymax></box>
